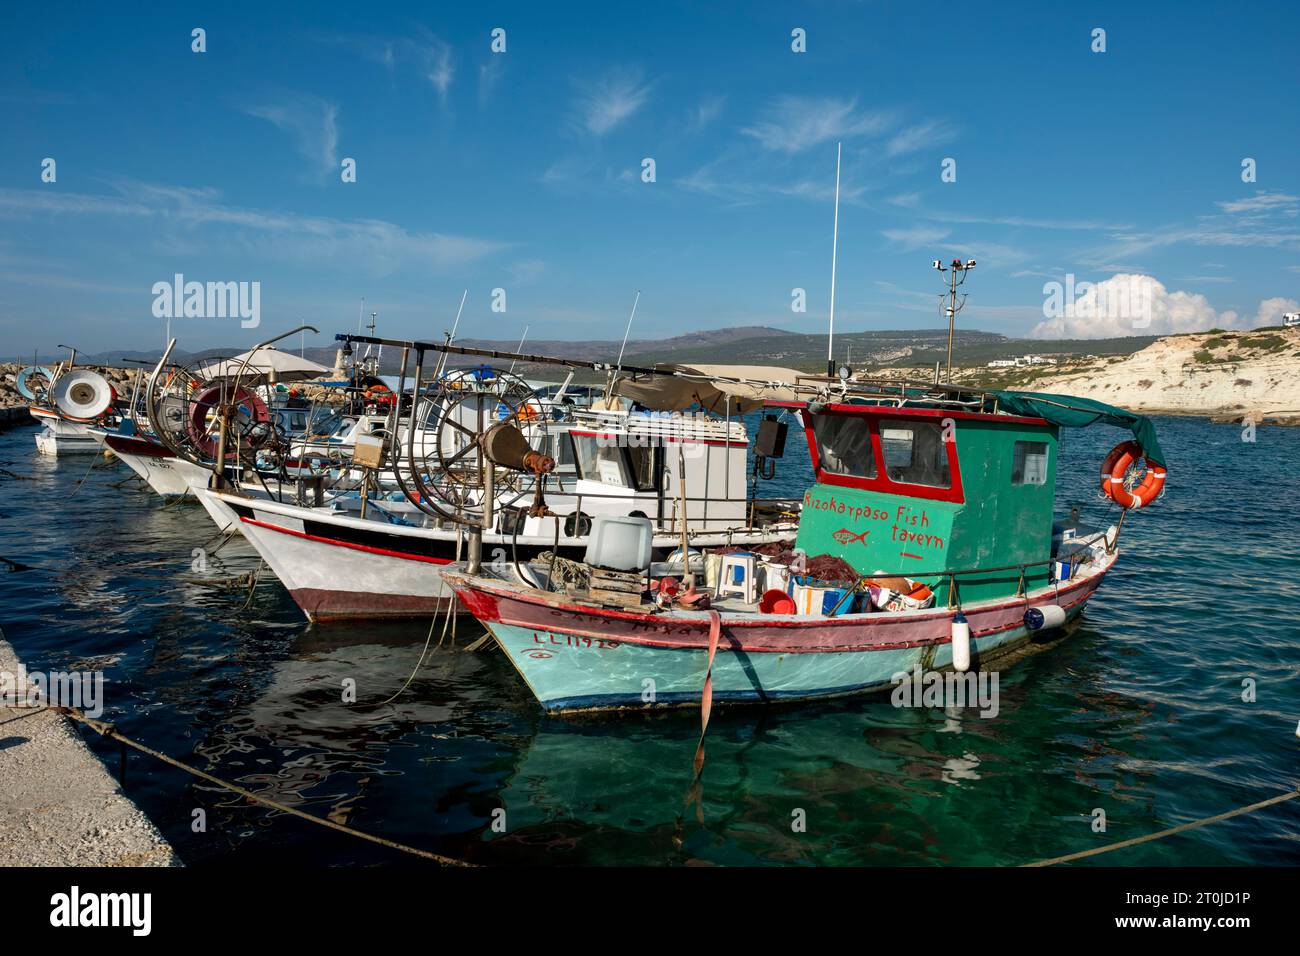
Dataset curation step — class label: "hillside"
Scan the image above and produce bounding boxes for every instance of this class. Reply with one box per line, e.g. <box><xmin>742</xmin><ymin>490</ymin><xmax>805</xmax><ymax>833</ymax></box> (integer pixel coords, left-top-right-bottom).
<box><xmin>956</xmin><ymin>326</ymin><xmax>1300</xmax><ymax>423</ymax></box>
<box><xmin>21</xmin><ymin>325</ymin><xmax>1154</xmax><ymax>376</ymax></box>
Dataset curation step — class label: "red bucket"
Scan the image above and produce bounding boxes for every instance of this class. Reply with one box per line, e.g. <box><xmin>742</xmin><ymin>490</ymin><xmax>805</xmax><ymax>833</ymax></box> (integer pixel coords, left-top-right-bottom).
<box><xmin>758</xmin><ymin>588</ymin><xmax>796</xmax><ymax>615</ymax></box>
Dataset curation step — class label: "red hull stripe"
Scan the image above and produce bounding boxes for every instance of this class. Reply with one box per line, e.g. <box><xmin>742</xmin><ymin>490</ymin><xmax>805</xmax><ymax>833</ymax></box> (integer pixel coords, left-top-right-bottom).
<box><xmin>104</xmin><ymin>434</ymin><xmax>175</xmax><ymax>459</ymax></box>
<box><xmin>241</xmin><ymin>517</ymin><xmax>454</xmax><ymax>565</ymax></box>
<box><xmin>450</xmin><ymin>563</ymin><xmax>1104</xmax><ymax>655</ymax></box>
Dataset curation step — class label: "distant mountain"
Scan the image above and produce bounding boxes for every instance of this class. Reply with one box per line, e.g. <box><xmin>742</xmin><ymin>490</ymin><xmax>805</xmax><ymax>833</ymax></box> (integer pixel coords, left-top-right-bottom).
<box><xmin>27</xmin><ymin>326</ymin><xmax>1156</xmax><ymax>377</ymax></box>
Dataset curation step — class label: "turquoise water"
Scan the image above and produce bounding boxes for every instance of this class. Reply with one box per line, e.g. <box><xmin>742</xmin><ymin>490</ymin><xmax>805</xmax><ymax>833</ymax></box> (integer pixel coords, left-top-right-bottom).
<box><xmin>1</xmin><ymin>416</ymin><xmax>1297</xmax><ymax>866</ymax></box>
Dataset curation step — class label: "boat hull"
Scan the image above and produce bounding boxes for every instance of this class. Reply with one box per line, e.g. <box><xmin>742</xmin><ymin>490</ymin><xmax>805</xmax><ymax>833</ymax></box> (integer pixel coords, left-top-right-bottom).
<box><xmin>445</xmin><ymin>555</ymin><xmax>1112</xmax><ymax>712</ymax></box>
<box><xmin>103</xmin><ymin>433</ymin><xmax>195</xmax><ymax>496</ymax></box>
<box><xmin>31</xmin><ymin>410</ymin><xmax>107</xmax><ymax>456</ymax></box>
<box><xmin>217</xmin><ymin>498</ymin><xmax>458</xmax><ymax>622</ymax></box>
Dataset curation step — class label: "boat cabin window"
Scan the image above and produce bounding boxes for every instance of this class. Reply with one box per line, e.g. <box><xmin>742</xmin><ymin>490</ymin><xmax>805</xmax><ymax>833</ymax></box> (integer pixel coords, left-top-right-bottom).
<box><xmin>878</xmin><ymin>419</ymin><xmax>951</xmax><ymax>488</ymax></box>
<box><xmin>571</xmin><ymin>434</ymin><xmax>631</xmax><ymax>488</ymax></box>
<box><xmin>550</xmin><ymin>432</ymin><xmax>576</xmax><ymax>470</ymax></box>
<box><xmin>1011</xmin><ymin>440</ymin><xmax>1049</xmax><ymax>485</ymax></box>
<box><xmin>625</xmin><ymin>444</ymin><xmax>660</xmax><ymax>492</ymax></box>
<box><xmin>812</xmin><ymin>415</ymin><xmax>875</xmax><ymax>478</ymax></box>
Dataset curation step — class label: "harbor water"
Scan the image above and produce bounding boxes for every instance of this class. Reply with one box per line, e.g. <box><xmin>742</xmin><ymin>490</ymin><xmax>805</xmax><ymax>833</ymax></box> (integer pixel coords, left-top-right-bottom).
<box><xmin>1</xmin><ymin>416</ymin><xmax>1296</xmax><ymax>866</ymax></box>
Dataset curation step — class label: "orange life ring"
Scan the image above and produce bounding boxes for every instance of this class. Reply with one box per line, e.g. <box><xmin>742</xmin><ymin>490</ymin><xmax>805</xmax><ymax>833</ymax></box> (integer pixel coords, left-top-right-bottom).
<box><xmin>1100</xmin><ymin>440</ymin><xmax>1166</xmax><ymax>509</ymax></box>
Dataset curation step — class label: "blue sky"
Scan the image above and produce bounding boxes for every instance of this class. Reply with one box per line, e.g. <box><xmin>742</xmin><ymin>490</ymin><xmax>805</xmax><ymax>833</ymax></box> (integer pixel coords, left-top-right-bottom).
<box><xmin>2</xmin><ymin>1</ymin><xmax>1297</xmax><ymax>357</ymax></box>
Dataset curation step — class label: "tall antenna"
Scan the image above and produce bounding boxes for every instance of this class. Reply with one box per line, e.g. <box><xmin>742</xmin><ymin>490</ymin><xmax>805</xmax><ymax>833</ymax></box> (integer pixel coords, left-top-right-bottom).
<box><xmin>357</xmin><ymin>297</ymin><xmax>365</xmax><ymax>334</ymax></box>
<box><xmin>826</xmin><ymin>142</ymin><xmax>842</xmax><ymax>378</ymax></box>
<box><xmin>448</xmin><ymin>289</ymin><xmax>467</xmax><ymax>344</ymax></box>
<box><xmin>934</xmin><ymin>256</ymin><xmax>977</xmax><ymax>382</ymax></box>
<box><xmin>508</xmin><ymin>326</ymin><xmax>530</xmax><ymax>373</ymax></box>
<box><xmin>615</xmin><ymin>290</ymin><xmax>641</xmax><ymax>375</ymax></box>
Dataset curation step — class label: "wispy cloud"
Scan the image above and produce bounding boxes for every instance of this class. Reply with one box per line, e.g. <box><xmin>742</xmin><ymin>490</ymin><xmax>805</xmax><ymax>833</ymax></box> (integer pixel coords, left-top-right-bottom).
<box><xmin>741</xmin><ymin>96</ymin><xmax>895</xmax><ymax>154</ymax></box>
<box><xmin>1081</xmin><ymin>192</ymin><xmax>1300</xmax><ymax>266</ymax></box>
<box><xmin>243</xmin><ymin>93</ymin><xmax>339</xmax><ymax>179</ymax></box>
<box><xmin>478</xmin><ymin>57</ymin><xmax>505</xmax><ymax>106</ymax></box>
<box><xmin>881</xmin><ymin>226</ymin><xmax>951</xmax><ymax>250</ymax></box>
<box><xmin>688</xmin><ymin>94</ymin><xmax>726</xmax><ymax>131</ymax></box>
<box><xmin>1216</xmin><ymin>191</ymin><xmax>1298</xmax><ymax>215</ymax></box>
<box><xmin>0</xmin><ymin>183</ymin><xmax>508</xmax><ymax>276</ymax></box>
<box><xmin>319</xmin><ymin>31</ymin><xmax>456</xmax><ymax>106</ymax></box>
<box><xmin>573</xmin><ymin>67</ymin><xmax>652</xmax><ymax>136</ymax></box>
<box><xmin>423</xmin><ymin>37</ymin><xmax>455</xmax><ymax>105</ymax></box>
<box><xmin>885</xmin><ymin>120</ymin><xmax>958</xmax><ymax>157</ymax></box>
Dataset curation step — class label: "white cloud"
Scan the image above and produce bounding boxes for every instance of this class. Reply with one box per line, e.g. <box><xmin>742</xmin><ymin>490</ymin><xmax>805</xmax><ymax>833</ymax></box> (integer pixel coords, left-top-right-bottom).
<box><xmin>741</xmin><ymin>96</ymin><xmax>894</xmax><ymax>154</ymax></box>
<box><xmin>574</xmin><ymin>67</ymin><xmax>652</xmax><ymax>135</ymax></box>
<box><xmin>1255</xmin><ymin>296</ymin><xmax>1300</xmax><ymax>326</ymax></box>
<box><xmin>244</xmin><ymin>94</ymin><xmax>339</xmax><ymax>178</ymax></box>
<box><xmin>1029</xmin><ymin>273</ymin><xmax>1296</xmax><ymax>338</ymax></box>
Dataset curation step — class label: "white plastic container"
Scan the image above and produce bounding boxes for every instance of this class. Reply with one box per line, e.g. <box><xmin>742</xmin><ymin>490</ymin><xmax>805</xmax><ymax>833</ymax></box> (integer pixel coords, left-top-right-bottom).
<box><xmin>584</xmin><ymin>515</ymin><xmax>654</xmax><ymax>572</ymax></box>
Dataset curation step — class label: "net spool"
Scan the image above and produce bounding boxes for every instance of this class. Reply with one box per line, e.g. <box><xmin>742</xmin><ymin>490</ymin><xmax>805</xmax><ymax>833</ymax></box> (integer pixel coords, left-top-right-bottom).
<box><xmin>16</xmin><ymin>366</ymin><xmax>55</xmax><ymax>401</ymax></box>
<box><xmin>186</xmin><ymin>383</ymin><xmax>270</xmax><ymax>459</ymax></box>
<box><xmin>51</xmin><ymin>369</ymin><xmax>114</xmax><ymax>421</ymax></box>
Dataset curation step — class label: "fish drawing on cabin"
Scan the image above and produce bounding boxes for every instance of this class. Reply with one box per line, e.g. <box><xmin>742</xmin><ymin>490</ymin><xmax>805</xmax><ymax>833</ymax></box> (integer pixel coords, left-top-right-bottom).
<box><xmin>831</xmin><ymin>528</ymin><xmax>870</xmax><ymax>545</ymax></box>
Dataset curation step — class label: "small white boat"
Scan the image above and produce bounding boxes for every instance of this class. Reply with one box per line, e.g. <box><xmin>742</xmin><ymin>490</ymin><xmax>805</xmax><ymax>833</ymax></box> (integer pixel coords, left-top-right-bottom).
<box><xmin>30</xmin><ymin>407</ymin><xmax>110</xmax><ymax>456</ymax></box>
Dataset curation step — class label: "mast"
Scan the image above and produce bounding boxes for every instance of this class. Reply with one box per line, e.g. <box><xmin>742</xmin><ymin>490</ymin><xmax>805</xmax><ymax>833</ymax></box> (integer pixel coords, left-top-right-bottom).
<box><xmin>826</xmin><ymin>142</ymin><xmax>842</xmax><ymax>378</ymax></box>
<box><xmin>934</xmin><ymin>256</ymin><xmax>976</xmax><ymax>382</ymax></box>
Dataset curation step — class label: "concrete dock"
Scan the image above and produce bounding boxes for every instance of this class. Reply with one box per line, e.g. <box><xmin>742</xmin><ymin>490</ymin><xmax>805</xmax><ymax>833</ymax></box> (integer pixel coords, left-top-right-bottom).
<box><xmin>0</xmin><ymin>406</ymin><xmax>29</xmax><ymax>430</ymax></box>
<box><xmin>0</xmin><ymin>632</ymin><xmax>179</xmax><ymax>866</ymax></box>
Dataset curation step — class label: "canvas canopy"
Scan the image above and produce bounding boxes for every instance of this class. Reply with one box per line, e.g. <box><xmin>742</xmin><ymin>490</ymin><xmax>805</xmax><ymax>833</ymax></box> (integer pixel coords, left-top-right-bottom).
<box><xmin>195</xmin><ymin>346</ymin><xmax>330</xmax><ymax>383</ymax></box>
<box><xmin>611</xmin><ymin>364</ymin><xmax>808</xmax><ymax>414</ymax></box>
<box><xmin>992</xmin><ymin>390</ymin><xmax>1167</xmax><ymax>466</ymax></box>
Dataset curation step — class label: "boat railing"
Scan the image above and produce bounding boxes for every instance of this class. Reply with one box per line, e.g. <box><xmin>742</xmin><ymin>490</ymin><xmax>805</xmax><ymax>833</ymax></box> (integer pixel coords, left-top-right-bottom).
<box><xmin>823</xmin><ymin>527</ymin><xmax>1116</xmax><ymax>615</ymax></box>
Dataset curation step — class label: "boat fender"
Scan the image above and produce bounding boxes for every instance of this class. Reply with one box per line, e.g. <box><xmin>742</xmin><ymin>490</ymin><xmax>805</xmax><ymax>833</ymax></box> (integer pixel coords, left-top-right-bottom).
<box><xmin>1024</xmin><ymin>604</ymin><xmax>1067</xmax><ymax>631</ymax></box>
<box><xmin>951</xmin><ymin>611</ymin><xmax>971</xmax><ymax>673</ymax></box>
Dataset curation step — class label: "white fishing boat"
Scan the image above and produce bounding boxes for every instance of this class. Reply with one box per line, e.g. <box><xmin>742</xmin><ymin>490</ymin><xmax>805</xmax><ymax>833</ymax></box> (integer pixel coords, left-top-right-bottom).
<box><xmin>198</xmin><ymin>399</ymin><xmax>802</xmax><ymax>621</ymax></box>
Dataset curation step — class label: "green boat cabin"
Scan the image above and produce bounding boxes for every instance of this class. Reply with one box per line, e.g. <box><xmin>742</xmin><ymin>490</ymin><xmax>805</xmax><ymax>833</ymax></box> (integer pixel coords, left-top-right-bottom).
<box><xmin>776</xmin><ymin>401</ymin><xmax>1061</xmax><ymax>605</ymax></box>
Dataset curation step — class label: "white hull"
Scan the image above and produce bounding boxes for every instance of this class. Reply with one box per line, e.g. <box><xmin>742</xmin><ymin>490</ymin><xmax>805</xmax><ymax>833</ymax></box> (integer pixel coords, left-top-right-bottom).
<box><xmin>197</xmin><ymin>489</ymin><xmax>796</xmax><ymax>623</ymax></box>
<box><xmin>35</xmin><ymin>426</ymin><xmax>105</xmax><ymax>456</ymax></box>
<box><xmin>229</xmin><ymin>498</ymin><xmax>457</xmax><ymax>622</ymax></box>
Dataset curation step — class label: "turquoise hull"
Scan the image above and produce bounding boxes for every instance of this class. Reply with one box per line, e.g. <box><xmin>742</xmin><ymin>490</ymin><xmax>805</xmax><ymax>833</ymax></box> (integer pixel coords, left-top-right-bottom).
<box><xmin>485</xmin><ymin>613</ymin><xmax>1071</xmax><ymax>712</ymax></box>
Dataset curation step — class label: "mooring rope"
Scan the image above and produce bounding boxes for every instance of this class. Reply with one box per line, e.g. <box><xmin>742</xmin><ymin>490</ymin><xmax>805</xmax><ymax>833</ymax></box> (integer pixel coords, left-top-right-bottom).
<box><xmin>691</xmin><ymin>610</ymin><xmax>722</xmax><ymax>780</ymax></box>
<box><xmin>47</xmin><ymin>705</ymin><xmax>474</xmax><ymax>867</ymax></box>
<box><xmin>1024</xmin><ymin>786</ymin><xmax>1300</xmax><ymax>867</ymax></box>
<box><xmin>66</xmin><ymin>452</ymin><xmax>104</xmax><ymax>499</ymax></box>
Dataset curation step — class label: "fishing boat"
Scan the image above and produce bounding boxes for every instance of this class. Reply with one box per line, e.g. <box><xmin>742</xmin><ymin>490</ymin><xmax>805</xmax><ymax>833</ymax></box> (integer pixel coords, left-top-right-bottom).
<box><xmin>199</xmin><ymin>387</ymin><xmax>803</xmax><ymax>621</ymax></box>
<box><xmin>18</xmin><ymin>364</ymin><xmax>119</xmax><ymax>456</ymax></box>
<box><xmin>441</xmin><ymin>377</ymin><xmax>1168</xmax><ymax>713</ymax></box>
